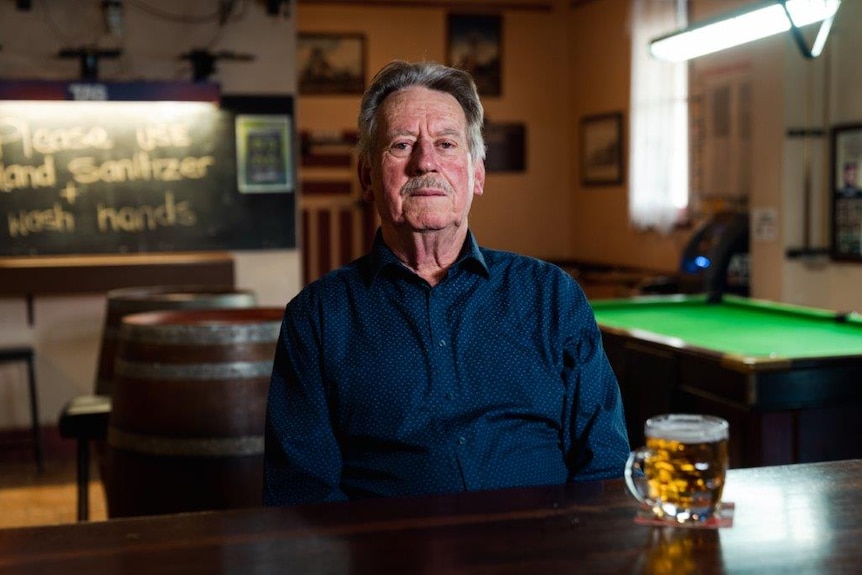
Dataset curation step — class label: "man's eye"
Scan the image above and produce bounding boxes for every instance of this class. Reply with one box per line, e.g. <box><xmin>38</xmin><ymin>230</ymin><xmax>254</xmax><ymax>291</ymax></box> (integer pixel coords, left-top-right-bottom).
<box><xmin>389</xmin><ymin>142</ymin><xmax>412</xmax><ymax>156</ymax></box>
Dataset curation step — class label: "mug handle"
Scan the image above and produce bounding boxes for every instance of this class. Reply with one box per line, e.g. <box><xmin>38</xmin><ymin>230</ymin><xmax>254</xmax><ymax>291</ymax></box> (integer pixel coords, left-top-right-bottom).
<box><xmin>624</xmin><ymin>447</ymin><xmax>655</xmax><ymax>507</ymax></box>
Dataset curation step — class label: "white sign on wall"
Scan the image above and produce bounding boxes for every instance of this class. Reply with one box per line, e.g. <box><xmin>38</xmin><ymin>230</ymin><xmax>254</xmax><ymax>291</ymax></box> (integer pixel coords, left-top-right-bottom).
<box><xmin>752</xmin><ymin>207</ymin><xmax>778</xmax><ymax>242</ymax></box>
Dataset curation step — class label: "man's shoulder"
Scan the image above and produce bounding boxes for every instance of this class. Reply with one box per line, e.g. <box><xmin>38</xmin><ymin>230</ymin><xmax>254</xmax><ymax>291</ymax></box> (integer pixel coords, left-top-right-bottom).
<box><xmin>479</xmin><ymin>248</ymin><xmax>585</xmax><ymax>299</ymax></box>
<box><xmin>290</xmin><ymin>257</ymin><xmax>369</xmax><ymax>305</ymax></box>
<box><xmin>480</xmin><ymin>247</ymin><xmax>571</xmax><ymax>279</ymax></box>
<box><xmin>477</xmin><ymin>248</ymin><xmax>592</xmax><ymax>320</ymax></box>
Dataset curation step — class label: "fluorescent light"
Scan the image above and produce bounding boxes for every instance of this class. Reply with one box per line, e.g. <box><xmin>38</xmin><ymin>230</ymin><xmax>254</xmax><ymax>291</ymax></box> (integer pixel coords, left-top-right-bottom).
<box><xmin>808</xmin><ymin>11</ymin><xmax>835</xmax><ymax>56</ymax></box>
<box><xmin>650</xmin><ymin>0</ymin><xmax>841</xmax><ymax>62</ymax></box>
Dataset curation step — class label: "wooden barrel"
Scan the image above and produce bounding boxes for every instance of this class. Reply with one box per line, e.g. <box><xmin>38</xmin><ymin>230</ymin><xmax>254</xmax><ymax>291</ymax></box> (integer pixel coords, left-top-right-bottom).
<box><xmin>105</xmin><ymin>307</ymin><xmax>283</xmax><ymax>518</ymax></box>
<box><xmin>95</xmin><ymin>285</ymin><xmax>257</xmax><ymax>396</ymax></box>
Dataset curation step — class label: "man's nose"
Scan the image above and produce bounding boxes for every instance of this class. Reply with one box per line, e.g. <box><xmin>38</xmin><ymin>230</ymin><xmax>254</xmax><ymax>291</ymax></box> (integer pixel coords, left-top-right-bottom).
<box><xmin>410</xmin><ymin>139</ymin><xmax>437</xmax><ymax>174</ymax></box>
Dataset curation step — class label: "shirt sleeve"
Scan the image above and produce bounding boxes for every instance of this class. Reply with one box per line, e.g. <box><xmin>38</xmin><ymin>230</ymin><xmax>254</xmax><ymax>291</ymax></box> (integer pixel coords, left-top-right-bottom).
<box><xmin>263</xmin><ymin>300</ymin><xmax>348</xmax><ymax>506</ymax></box>
<box><xmin>561</xmin><ymin>282</ymin><xmax>631</xmax><ymax>481</ymax></box>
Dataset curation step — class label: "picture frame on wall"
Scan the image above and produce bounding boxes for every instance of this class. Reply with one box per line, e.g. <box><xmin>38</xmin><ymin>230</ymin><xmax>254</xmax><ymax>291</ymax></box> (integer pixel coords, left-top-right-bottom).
<box><xmin>297</xmin><ymin>33</ymin><xmax>366</xmax><ymax>95</ymax></box>
<box><xmin>830</xmin><ymin>123</ymin><xmax>862</xmax><ymax>261</ymax></box>
<box><xmin>484</xmin><ymin>121</ymin><xmax>526</xmax><ymax>172</ymax></box>
<box><xmin>235</xmin><ymin>114</ymin><xmax>293</xmax><ymax>194</ymax></box>
<box><xmin>580</xmin><ymin>112</ymin><xmax>624</xmax><ymax>186</ymax></box>
<box><xmin>446</xmin><ymin>13</ymin><xmax>502</xmax><ymax>97</ymax></box>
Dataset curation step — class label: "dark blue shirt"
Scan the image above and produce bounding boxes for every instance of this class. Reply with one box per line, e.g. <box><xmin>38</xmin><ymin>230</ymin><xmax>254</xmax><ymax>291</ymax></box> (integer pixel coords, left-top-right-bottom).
<box><xmin>264</xmin><ymin>231</ymin><xmax>630</xmax><ymax>505</ymax></box>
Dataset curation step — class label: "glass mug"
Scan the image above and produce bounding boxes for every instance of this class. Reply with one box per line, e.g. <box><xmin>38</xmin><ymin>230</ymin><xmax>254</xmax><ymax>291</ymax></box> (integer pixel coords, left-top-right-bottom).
<box><xmin>624</xmin><ymin>414</ymin><xmax>729</xmax><ymax>524</ymax></box>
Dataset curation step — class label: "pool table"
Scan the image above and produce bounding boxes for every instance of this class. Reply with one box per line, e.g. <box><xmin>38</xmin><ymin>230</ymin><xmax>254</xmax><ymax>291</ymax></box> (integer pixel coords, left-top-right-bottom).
<box><xmin>591</xmin><ymin>294</ymin><xmax>862</xmax><ymax>468</ymax></box>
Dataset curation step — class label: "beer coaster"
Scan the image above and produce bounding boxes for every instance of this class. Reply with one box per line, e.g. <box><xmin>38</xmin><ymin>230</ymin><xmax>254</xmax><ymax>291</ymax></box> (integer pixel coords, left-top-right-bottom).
<box><xmin>634</xmin><ymin>502</ymin><xmax>735</xmax><ymax>529</ymax></box>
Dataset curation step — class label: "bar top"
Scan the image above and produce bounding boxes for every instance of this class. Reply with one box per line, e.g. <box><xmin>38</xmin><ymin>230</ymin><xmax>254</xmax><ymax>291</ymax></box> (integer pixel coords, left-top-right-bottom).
<box><xmin>0</xmin><ymin>459</ymin><xmax>860</xmax><ymax>574</ymax></box>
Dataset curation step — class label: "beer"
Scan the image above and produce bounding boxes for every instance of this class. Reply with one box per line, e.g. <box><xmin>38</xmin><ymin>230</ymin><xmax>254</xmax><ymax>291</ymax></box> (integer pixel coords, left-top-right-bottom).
<box><xmin>625</xmin><ymin>414</ymin><xmax>729</xmax><ymax>524</ymax></box>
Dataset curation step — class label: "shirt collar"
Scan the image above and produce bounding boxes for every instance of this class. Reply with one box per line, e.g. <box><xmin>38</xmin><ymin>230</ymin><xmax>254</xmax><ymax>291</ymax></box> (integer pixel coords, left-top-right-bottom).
<box><xmin>361</xmin><ymin>228</ymin><xmax>490</xmax><ymax>286</ymax></box>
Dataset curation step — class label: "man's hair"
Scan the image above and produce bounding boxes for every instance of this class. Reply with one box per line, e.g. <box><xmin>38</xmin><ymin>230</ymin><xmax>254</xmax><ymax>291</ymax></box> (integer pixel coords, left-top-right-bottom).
<box><xmin>356</xmin><ymin>60</ymin><xmax>486</xmax><ymax>164</ymax></box>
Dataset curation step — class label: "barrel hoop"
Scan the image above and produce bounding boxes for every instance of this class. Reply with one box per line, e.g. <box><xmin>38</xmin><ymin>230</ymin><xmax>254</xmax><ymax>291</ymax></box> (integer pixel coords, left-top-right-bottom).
<box><xmin>108</xmin><ymin>427</ymin><xmax>264</xmax><ymax>457</ymax></box>
<box><xmin>119</xmin><ymin>322</ymin><xmax>280</xmax><ymax>345</ymax></box>
<box><xmin>110</xmin><ymin>296</ymin><xmax>256</xmax><ymax>312</ymax></box>
<box><xmin>114</xmin><ymin>358</ymin><xmax>273</xmax><ymax>380</ymax></box>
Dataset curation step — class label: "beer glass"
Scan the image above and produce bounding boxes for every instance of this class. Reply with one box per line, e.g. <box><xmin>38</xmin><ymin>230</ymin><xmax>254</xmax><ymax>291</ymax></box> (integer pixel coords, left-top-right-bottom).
<box><xmin>624</xmin><ymin>414</ymin><xmax>729</xmax><ymax>524</ymax></box>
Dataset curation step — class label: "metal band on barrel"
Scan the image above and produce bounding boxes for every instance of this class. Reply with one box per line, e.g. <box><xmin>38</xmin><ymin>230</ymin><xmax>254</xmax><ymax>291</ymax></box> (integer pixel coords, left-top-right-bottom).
<box><xmin>119</xmin><ymin>322</ymin><xmax>280</xmax><ymax>345</ymax></box>
<box><xmin>113</xmin><ymin>358</ymin><xmax>274</xmax><ymax>380</ymax></box>
<box><xmin>111</xmin><ymin>295</ymin><xmax>256</xmax><ymax>312</ymax></box>
<box><xmin>108</xmin><ymin>427</ymin><xmax>264</xmax><ymax>456</ymax></box>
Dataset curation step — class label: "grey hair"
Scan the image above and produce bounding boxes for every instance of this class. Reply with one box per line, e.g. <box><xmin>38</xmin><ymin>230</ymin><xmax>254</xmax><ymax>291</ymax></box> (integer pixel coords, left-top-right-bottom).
<box><xmin>356</xmin><ymin>60</ymin><xmax>486</xmax><ymax>164</ymax></box>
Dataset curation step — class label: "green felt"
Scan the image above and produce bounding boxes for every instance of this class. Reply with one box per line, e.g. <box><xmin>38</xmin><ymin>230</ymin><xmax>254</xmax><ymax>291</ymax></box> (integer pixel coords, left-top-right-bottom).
<box><xmin>591</xmin><ymin>295</ymin><xmax>862</xmax><ymax>359</ymax></box>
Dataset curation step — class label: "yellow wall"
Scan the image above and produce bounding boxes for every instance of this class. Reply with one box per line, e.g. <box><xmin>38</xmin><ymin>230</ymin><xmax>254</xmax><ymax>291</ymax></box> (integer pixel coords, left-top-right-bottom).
<box><xmin>566</xmin><ymin>0</ymin><xmax>689</xmax><ymax>271</ymax></box>
<box><xmin>296</xmin><ymin>0</ymin><xmax>862</xmax><ymax>308</ymax></box>
<box><xmin>299</xmin><ymin>1</ymin><xmax>604</xmax><ymax>264</ymax></box>
<box><xmin>297</xmin><ymin>0</ymin><xmax>692</xmax><ymax>272</ymax></box>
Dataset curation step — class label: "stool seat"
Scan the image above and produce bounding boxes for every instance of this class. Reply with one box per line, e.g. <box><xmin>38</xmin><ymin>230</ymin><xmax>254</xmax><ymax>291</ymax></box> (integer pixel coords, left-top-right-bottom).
<box><xmin>0</xmin><ymin>346</ymin><xmax>35</xmax><ymax>360</ymax></box>
<box><xmin>58</xmin><ymin>395</ymin><xmax>111</xmax><ymax>522</ymax></box>
<box><xmin>58</xmin><ymin>395</ymin><xmax>111</xmax><ymax>440</ymax></box>
<box><xmin>0</xmin><ymin>345</ymin><xmax>43</xmax><ymax>473</ymax></box>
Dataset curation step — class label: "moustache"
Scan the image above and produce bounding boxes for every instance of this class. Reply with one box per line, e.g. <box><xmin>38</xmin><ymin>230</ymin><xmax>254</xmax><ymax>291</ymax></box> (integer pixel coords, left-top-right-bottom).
<box><xmin>401</xmin><ymin>176</ymin><xmax>454</xmax><ymax>196</ymax></box>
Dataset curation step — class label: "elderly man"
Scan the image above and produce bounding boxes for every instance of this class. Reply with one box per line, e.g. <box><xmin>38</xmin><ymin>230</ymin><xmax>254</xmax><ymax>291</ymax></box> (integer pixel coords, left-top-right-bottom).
<box><xmin>263</xmin><ymin>60</ymin><xmax>630</xmax><ymax>505</ymax></box>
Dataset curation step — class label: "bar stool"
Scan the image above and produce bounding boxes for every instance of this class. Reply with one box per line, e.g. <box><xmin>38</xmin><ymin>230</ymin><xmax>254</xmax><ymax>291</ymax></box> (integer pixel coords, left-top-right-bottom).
<box><xmin>0</xmin><ymin>346</ymin><xmax>44</xmax><ymax>472</ymax></box>
<box><xmin>58</xmin><ymin>395</ymin><xmax>110</xmax><ymax>521</ymax></box>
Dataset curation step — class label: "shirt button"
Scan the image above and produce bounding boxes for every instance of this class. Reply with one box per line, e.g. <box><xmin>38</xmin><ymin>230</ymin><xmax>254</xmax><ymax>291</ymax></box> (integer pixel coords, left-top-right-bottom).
<box><xmin>439</xmin><ymin>340</ymin><xmax>447</xmax><ymax>347</ymax></box>
<box><xmin>457</xmin><ymin>436</ymin><xmax>466</xmax><ymax>445</ymax></box>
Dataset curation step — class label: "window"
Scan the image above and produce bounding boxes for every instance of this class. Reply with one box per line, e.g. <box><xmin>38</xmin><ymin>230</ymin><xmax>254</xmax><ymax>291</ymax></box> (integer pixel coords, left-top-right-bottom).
<box><xmin>629</xmin><ymin>0</ymin><xmax>688</xmax><ymax>232</ymax></box>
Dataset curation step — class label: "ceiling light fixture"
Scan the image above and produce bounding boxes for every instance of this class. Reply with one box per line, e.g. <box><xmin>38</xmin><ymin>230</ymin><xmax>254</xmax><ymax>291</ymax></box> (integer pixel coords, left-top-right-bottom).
<box><xmin>650</xmin><ymin>0</ymin><xmax>842</xmax><ymax>62</ymax></box>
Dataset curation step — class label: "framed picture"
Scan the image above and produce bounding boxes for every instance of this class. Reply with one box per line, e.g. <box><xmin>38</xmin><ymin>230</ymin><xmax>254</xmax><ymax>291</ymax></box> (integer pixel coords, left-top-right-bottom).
<box><xmin>235</xmin><ymin>114</ymin><xmax>293</xmax><ymax>194</ymax></box>
<box><xmin>830</xmin><ymin>123</ymin><xmax>862</xmax><ymax>261</ymax></box>
<box><xmin>580</xmin><ymin>112</ymin><xmax>624</xmax><ymax>186</ymax></box>
<box><xmin>484</xmin><ymin>121</ymin><xmax>526</xmax><ymax>172</ymax></box>
<box><xmin>297</xmin><ymin>33</ymin><xmax>366</xmax><ymax>95</ymax></box>
<box><xmin>447</xmin><ymin>14</ymin><xmax>502</xmax><ymax>97</ymax></box>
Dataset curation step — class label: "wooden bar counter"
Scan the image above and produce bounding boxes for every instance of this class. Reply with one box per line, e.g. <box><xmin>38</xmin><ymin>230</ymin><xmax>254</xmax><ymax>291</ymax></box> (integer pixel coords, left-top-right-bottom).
<box><xmin>0</xmin><ymin>252</ymin><xmax>235</xmax><ymax>324</ymax></box>
<box><xmin>1</xmin><ymin>459</ymin><xmax>861</xmax><ymax>574</ymax></box>
<box><xmin>0</xmin><ymin>252</ymin><xmax>235</xmax><ymax>296</ymax></box>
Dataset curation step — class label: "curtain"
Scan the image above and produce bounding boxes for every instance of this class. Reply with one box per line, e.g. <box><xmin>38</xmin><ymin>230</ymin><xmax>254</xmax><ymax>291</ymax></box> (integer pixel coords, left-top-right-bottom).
<box><xmin>629</xmin><ymin>0</ymin><xmax>688</xmax><ymax>232</ymax></box>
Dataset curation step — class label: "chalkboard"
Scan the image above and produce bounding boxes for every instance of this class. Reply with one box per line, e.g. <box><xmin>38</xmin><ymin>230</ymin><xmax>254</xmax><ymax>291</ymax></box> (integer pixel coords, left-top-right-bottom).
<box><xmin>0</xmin><ymin>93</ymin><xmax>295</xmax><ymax>256</ymax></box>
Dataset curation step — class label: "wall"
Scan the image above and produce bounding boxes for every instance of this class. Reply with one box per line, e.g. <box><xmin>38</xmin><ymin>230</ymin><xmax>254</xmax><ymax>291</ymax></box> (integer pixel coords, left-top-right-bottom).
<box><xmin>566</xmin><ymin>0</ymin><xmax>691</xmax><ymax>271</ymax></box>
<box><xmin>685</xmin><ymin>0</ymin><xmax>787</xmax><ymax>302</ymax></box>
<box><xmin>0</xmin><ymin>0</ymin><xmax>300</xmax><ymax>430</ymax></box>
<box><xmin>779</xmin><ymin>0</ymin><xmax>862</xmax><ymax>311</ymax></box>
<box><xmin>566</xmin><ymin>0</ymin><xmax>862</xmax><ymax>311</ymax></box>
<box><xmin>295</xmin><ymin>1</ymin><xmax>575</xmax><ymax>260</ymax></box>
<box><xmin>294</xmin><ymin>0</ymin><xmax>687</xmax><ymax>274</ymax></box>
<box><xmin>674</xmin><ymin>0</ymin><xmax>862</xmax><ymax>309</ymax></box>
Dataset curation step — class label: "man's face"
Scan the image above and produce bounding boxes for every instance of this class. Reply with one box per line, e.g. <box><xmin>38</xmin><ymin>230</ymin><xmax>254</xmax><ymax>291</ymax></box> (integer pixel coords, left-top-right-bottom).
<box><xmin>360</xmin><ymin>86</ymin><xmax>485</xmax><ymax>236</ymax></box>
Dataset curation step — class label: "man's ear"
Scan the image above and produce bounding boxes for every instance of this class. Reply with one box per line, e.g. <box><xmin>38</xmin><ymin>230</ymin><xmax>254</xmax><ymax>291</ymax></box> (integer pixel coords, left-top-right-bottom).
<box><xmin>358</xmin><ymin>158</ymin><xmax>374</xmax><ymax>202</ymax></box>
<box><xmin>473</xmin><ymin>158</ymin><xmax>486</xmax><ymax>197</ymax></box>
